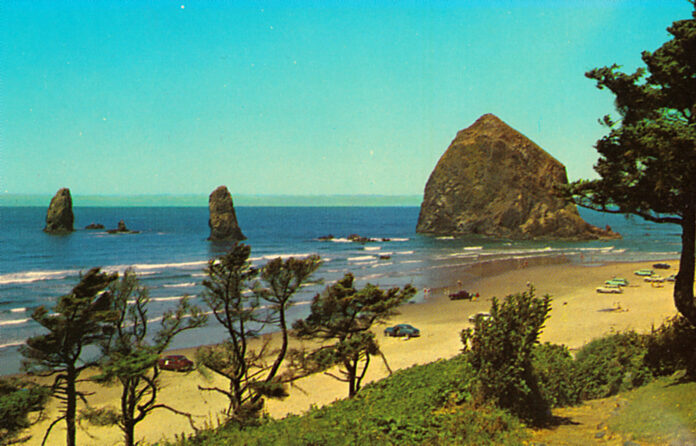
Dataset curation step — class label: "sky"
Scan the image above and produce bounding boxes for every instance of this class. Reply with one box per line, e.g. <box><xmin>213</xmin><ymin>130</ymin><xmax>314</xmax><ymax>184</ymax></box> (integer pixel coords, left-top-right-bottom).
<box><xmin>1</xmin><ymin>0</ymin><xmax>694</xmax><ymax>197</ymax></box>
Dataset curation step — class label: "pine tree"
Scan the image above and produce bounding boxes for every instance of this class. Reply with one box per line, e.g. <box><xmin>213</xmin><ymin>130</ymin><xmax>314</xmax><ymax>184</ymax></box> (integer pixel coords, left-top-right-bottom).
<box><xmin>94</xmin><ymin>269</ymin><xmax>207</xmax><ymax>446</ymax></box>
<box><xmin>196</xmin><ymin>243</ymin><xmax>320</xmax><ymax>423</ymax></box>
<box><xmin>566</xmin><ymin>6</ymin><xmax>696</xmax><ymax>333</ymax></box>
<box><xmin>20</xmin><ymin>268</ymin><xmax>117</xmax><ymax>446</ymax></box>
<box><xmin>292</xmin><ymin>273</ymin><xmax>416</xmax><ymax>397</ymax></box>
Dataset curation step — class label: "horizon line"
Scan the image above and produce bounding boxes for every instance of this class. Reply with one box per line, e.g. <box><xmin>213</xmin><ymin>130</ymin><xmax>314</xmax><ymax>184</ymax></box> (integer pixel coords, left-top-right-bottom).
<box><xmin>0</xmin><ymin>193</ymin><xmax>423</xmax><ymax>207</ymax></box>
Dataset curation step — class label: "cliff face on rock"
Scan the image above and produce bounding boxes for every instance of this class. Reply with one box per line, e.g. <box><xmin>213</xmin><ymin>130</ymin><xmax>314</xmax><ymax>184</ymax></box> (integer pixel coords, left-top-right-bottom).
<box><xmin>416</xmin><ymin>114</ymin><xmax>619</xmax><ymax>240</ymax></box>
<box><xmin>208</xmin><ymin>186</ymin><xmax>246</xmax><ymax>241</ymax></box>
<box><xmin>44</xmin><ymin>188</ymin><xmax>74</xmax><ymax>234</ymax></box>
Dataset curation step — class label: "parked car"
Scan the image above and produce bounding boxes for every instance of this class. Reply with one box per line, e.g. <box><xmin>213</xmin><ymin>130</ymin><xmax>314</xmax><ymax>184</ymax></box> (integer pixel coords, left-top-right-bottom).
<box><xmin>384</xmin><ymin>324</ymin><xmax>420</xmax><ymax>338</ymax></box>
<box><xmin>449</xmin><ymin>290</ymin><xmax>479</xmax><ymax>301</ymax></box>
<box><xmin>158</xmin><ymin>355</ymin><xmax>194</xmax><ymax>372</ymax></box>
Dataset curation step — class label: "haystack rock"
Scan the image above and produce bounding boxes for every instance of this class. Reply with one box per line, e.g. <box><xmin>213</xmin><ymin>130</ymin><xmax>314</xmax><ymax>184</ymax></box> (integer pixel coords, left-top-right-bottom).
<box><xmin>208</xmin><ymin>186</ymin><xmax>246</xmax><ymax>241</ymax></box>
<box><xmin>416</xmin><ymin>114</ymin><xmax>620</xmax><ymax>240</ymax></box>
<box><xmin>44</xmin><ymin>188</ymin><xmax>74</xmax><ymax>234</ymax></box>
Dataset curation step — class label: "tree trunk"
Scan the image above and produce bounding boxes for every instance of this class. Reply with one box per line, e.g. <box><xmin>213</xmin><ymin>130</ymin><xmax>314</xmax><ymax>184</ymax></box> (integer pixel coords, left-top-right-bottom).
<box><xmin>124</xmin><ymin>420</ymin><xmax>135</xmax><ymax>446</ymax></box>
<box><xmin>65</xmin><ymin>366</ymin><xmax>77</xmax><ymax>446</ymax></box>
<box><xmin>675</xmin><ymin>205</ymin><xmax>696</xmax><ymax>327</ymax></box>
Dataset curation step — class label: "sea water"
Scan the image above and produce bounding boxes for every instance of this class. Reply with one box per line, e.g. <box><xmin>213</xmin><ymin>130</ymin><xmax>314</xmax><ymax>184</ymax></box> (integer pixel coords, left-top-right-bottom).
<box><xmin>0</xmin><ymin>205</ymin><xmax>680</xmax><ymax>375</ymax></box>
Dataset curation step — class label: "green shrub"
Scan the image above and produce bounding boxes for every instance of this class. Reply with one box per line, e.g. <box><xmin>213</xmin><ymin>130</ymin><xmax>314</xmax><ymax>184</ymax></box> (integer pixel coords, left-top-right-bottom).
<box><xmin>164</xmin><ymin>355</ymin><xmax>527</xmax><ymax>445</ymax></box>
<box><xmin>0</xmin><ymin>379</ymin><xmax>49</xmax><ymax>444</ymax></box>
<box><xmin>644</xmin><ymin>315</ymin><xmax>696</xmax><ymax>377</ymax></box>
<box><xmin>461</xmin><ymin>286</ymin><xmax>552</xmax><ymax>423</ymax></box>
<box><xmin>79</xmin><ymin>405</ymin><xmax>120</xmax><ymax>426</ymax></box>
<box><xmin>532</xmin><ymin>342</ymin><xmax>582</xmax><ymax>408</ymax></box>
<box><xmin>574</xmin><ymin>332</ymin><xmax>652</xmax><ymax>400</ymax></box>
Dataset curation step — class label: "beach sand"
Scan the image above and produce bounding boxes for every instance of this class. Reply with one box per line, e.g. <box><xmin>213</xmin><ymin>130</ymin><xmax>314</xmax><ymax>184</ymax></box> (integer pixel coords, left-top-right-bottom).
<box><xmin>16</xmin><ymin>259</ymin><xmax>680</xmax><ymax>445</ymax></box>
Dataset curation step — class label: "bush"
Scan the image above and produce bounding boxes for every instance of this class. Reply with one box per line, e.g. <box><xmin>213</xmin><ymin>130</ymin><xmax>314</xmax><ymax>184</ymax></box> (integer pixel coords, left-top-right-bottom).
<box><xmin>79</xmin><ymin>405</ymin><xmax>120</xmax><ymax>426</ymax></box>
<box><xmin>574</xmin><ymin>332</ymin><xmax>652</xmax><ymax>400</ymax></box>
<box><xmin>461</xmin><ymin>286</ymin><xmax>552</xmax><ymax>423</ymax></box>
<box><xmin>532</xmin><ymin>342</ymin><xmax>582</xmax><ymax>408</ymax></box>
<box><xmin>644</xmin><ymin>315</ymin><xmax>696</xmax><ymax>377</ymax></box>
<box><xmin>0</xmin><ymin>379</ymin><xmax>49</xmax><ymax>444</ymax></box>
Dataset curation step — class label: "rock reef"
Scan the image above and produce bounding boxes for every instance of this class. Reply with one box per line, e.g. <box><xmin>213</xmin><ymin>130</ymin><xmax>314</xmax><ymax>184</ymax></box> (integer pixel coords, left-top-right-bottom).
<box><xmin>416</xmin><ymin>114</ymin><xmax>619</xmax><ymax>240</ymax></box>
<box><xmin>44</xmin><ymin>188</ymin><xmax>74</xmax><ymax>234</ymax></box>
<box><xmin>208</xmin><ymin>186</ymin><xmax>246</xmax><ymax>241</ymax></box>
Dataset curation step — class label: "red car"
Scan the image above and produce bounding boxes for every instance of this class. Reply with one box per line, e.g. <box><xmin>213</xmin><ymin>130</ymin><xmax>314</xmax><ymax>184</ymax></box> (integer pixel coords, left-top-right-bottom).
<box><xmin>158</xmin><ymin>355</ymin><xmax>194</xmax><ymax>372</ymax></box>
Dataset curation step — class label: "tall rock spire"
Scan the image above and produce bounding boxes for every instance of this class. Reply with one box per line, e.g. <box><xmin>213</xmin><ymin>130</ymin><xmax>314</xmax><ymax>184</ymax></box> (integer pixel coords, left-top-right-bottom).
<box><xmin>208</xmin><ymin>186</ymin><xmax>246</xmax><ymax>241</ymax></box>
<box><xmin>44</xmin><ymin>188</ymin><xmax>74</xmax><ymax>234</ymax></box>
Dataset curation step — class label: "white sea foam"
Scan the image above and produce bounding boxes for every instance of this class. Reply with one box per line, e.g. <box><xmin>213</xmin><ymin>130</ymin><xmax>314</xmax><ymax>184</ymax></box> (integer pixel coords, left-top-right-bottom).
<box><xmin>464</xmin><ymin>246</ymin><xmax>483</xmax><ymax>251</ymax></box>
<box><xmin>395</xmin><ymin>250</ymin><xmax>414</xmax><ymax>255</ymax></box>
<box><xmin>0</xmin><ymin>341</ymin><xmax>24</xmax><ymax>350</ymax></box>
<box><xmin>363</xmin><ymin>246</ymin><xmax>381</xmax><ymax>251</ymax></box>
<box><xmin>389</xmin><ymin>238</ymin><xmax>409</xmax><ymax>242</ymax></box>
<box><xmin>437</xmin><ymin>236</ymin><xmax>455</xmax><ymax>240</ymax></box>
<box><xmin>10</xmin><ymin>307</ymin><xmax>26</xmax><ymax>313</ymax></box>
<box><xmin>163</xmin><ymin>282</ymin><xmax>197</xmax><ymax>288</ymax></box>
<box><xmin>151</xmin><ymin>295</ymin><xmax>186</xmax><ymax>302</ymax></box>
<box><xmin>329</xmin><ymin>238</ymin><xmax>353</xmax><ymax>243</ymax></box>
<box><xmin>400</xmin><ymin>260</ymin><xmax>423</xmax><ymax>264</ymax></box>
<box><xmin>0</xmin><ymin>269</ymin><xmax>79</xmax><ymax>286</ymax></box>
<box><xmin>348</xmin><ymin>255</ymin><xmax>377</xmax><ymax>262</ymax></box>
<box><xmin>0</xmin><ymin>318</ymin><xmax>30</xmax><ymax>327</ymax></box>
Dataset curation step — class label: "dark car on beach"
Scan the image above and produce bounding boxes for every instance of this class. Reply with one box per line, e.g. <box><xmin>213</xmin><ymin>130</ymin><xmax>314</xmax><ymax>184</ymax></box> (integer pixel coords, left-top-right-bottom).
<box><xmin>384</xmin><ymin>324</ymin><xmax>420</xmax><ymax>338</ymax></box>
<box><xmin>158</xmin><ymin>355</ymin><xmax>194</xmax><ymax>372</ymax></box>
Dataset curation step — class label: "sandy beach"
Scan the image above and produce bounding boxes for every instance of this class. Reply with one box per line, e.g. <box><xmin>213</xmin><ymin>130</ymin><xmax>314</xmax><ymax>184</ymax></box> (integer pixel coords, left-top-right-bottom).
<box><xmin>16</xmin><ymin>259</ymin><xmax>680</xmax><ymax>446</ymax></box>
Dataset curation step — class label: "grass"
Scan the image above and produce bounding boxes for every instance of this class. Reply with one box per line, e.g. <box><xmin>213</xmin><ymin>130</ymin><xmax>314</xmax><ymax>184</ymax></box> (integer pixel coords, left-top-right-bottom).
<box><xmin>609</xmin><ymin>372</ymin><xmax>696</xmax><ymax>445</ymax></box>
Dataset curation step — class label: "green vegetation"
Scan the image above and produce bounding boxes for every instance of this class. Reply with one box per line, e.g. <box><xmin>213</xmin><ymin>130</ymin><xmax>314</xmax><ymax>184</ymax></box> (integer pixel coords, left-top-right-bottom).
<box><xmin>196</xmin><ymin>243</ymin><xmax>321</xmax><ymax>424</ymax></box>
<box><xmin>291</xmin><ymin>273</ymin><xmax>416</xmax><ymax>397</ymax></box>
<box><xmin>20</xmin><ymin>268</ymin><xmax>117</xmax><ymax>446</ymax></box>
<box><xmin>565</xmin><ymin>6</ymin><xmax>696</xmax><ymax>335</ymax></box>
<box><xmin>166</xmin><ymin>356</ymin><xmax>526</xmax><ymax>446</ymax></box>
<box><xmin>0</xmin><ymin>378</ymin><xmax>49</xmax><ymax>445</ymax></box>
<box><xmin>461</xmin><ymin>286</ymin><xmax>552</xmax><ymax>423</ymax></box>
<box><xmin>609</xmin><ymin>373</ymin><xmax>696</xmax><ymax>445</ymax></box>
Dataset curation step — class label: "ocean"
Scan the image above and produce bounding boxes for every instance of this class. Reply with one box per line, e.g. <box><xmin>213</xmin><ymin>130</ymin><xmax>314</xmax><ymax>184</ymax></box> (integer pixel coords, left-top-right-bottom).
<box><xmin>0</xmin><ymin>204</ymin><xmax>681</xmax><ymax>375</ymax></box>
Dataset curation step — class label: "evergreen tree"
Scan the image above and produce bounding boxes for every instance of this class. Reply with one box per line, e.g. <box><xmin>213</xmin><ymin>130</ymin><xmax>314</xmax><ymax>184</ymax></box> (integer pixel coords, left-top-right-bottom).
<box><xmin>292</xmin><ymin>273</ymin><xmax>416</xmax><ymax>397</ymax></box>
<box><xmin>566</xmin><ymin>6</ymin><xmax>696</xmax><ymax>332</ymax></box>
<box><xmin>20</xmin><ymin>268</ymin><xmax>117</xmax><ymax>446</ymax></box>
<box><xmin>94</xmin><ymin>269</ymin><xmax>207</xmax><ymax>446</ymax></box>
<box><xmin>196</xmin><ymin>243</ymin><xmax>320</xmax><ymax>423</ymax></box>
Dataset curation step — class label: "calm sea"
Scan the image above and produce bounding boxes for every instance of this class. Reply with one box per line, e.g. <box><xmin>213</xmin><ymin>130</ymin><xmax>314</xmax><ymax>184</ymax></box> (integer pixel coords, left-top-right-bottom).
<box><xmin>0</xmin><ymin>205</ymin><xmax>681</xmax><ymax>375</ymax></box>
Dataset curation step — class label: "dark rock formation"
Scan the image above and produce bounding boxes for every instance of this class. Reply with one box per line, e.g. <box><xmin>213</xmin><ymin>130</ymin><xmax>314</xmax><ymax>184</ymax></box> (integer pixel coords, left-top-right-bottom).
<box><xmin>44</xmin><ymin>188</ymin><xmax>74</xmax><ymax>234</ymax></box>
<box><xmin>208</xmin><ymin>186</ymin><xmax>246</xmax><ymax>241</ymax></box>
<box><xmin>416</xmin><ymin>114</ymin><xmax>620</xmax><ymax>240</ymax></box>
<box><xmin>106</xmin><ymin>220</ymin><xmax>139</xmax><ymax>234</ymax></box>
<box><xmin>85</xmin><ymin>223</ymin><xmax>105</xmax><ymax>230</ymax></box>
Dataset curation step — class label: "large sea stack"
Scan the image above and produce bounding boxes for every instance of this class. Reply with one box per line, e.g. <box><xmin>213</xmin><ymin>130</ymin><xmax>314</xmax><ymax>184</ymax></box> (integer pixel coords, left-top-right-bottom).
<box><xmin>44</xmin><ymin>188</ymin><xmax>74</xmax><ymax>234</ymax></box>
<box><xmin>416</xmin><ymin>114</ymin><xmax>619</xmax><ymax>240</ymax></box>
<box><xmin>208</xmin><ymin>186</ymin><xmax>246</xmax><ymax>241</ymax></box>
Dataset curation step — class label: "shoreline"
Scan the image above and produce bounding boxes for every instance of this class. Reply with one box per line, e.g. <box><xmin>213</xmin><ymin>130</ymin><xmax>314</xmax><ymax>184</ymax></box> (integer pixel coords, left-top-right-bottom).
<box><xmin>13</xmin><ymin>257</ymin><xmax>681</xmax><ymax>445</ymax></box>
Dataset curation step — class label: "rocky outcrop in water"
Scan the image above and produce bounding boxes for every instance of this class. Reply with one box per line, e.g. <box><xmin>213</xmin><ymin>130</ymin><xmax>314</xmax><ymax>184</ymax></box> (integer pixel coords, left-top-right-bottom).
<box><xmin>44</xmin><ymin>188</ymin><xmax>74</xmax><ymax>234</ymax></box>
<box><xmin>208</xmin><ymin>186</ymin><xmax>246</xmax><ymax>241</ymax></box>
<box><xmin>416</xmin><ymin>114</ymin><xmax>620</xmax><ymax>240</ymax></box>
<box><xmin>85</xmin><ymin>223</ymin><xmax>105</xmax><ymax>230</ymax></box>
<box><xmin>106</xmin><ymin>220</ymin><xmax>139</xmax><ymax>234</ymax></box>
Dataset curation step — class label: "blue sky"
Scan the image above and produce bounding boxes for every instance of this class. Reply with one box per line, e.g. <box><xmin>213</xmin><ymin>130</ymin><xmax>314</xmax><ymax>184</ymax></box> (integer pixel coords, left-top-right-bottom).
<box><xmin>1</xmin><ymin>1</ymin><xmax>693</xmax><ymax>197</ymax></box>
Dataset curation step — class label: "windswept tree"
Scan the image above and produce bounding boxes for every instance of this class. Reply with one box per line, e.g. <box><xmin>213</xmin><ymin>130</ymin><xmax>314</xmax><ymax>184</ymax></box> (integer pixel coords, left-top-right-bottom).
<box><xmin>292</xmin><ymin>273</ymin><xmax>416</xmax><ymax>397</ymax></box>
<box><xmin>566</xmin><ymin>6</ymin><xmax>696</xmax><ymax>335</ymax></box>
<box><xmin>20</xmin><ymin>268</ymin><xmax>117</xmax><ymax>446</ymax></box>
<box><xmin>93</xmin><ymin>268</ymin><xmax>207</xmax><ymax>446</ymax></box>
<box><xmin>196</xmin><ymin>243</ymin><xmax>320</xmax><ymax>423</ymax></box>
